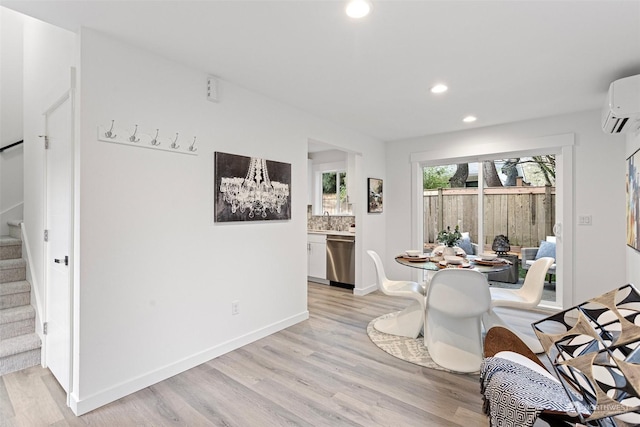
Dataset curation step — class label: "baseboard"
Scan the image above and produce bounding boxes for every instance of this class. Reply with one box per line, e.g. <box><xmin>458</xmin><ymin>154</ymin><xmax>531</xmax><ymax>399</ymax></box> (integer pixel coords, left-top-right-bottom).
<box><xmin>353</xmin><ymin>283</ymin><xmax>377</xmax><ymax>295</ymax></box>
<box><xmin>69</xmin><ymin>310</ymin><xmax>309</xmax><ymax>416</ymax></box>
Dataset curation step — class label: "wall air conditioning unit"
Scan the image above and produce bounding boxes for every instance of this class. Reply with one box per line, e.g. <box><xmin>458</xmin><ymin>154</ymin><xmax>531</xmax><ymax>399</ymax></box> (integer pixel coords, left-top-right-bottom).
<box><xmin>602</xmin><ymin>74</ymin><xmax>640</xmax><ymax>134</ymax></box>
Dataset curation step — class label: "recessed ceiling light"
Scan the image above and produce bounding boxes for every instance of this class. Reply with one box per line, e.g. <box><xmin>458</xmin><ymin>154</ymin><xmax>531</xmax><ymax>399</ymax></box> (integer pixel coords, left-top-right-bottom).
<box><xmin>346</xmin><ymin>0</ymin><xmax>371</xmax><ymax>18</ymax></box>
<box><xmin>430</xmin><ymin>84</ymin><xmax>448</xmax><ymax>94</ymax></box>
<box><xmin>463</xmin><ymin>116</ymin><xmax>477</xmax><ymax>123</ymax></box>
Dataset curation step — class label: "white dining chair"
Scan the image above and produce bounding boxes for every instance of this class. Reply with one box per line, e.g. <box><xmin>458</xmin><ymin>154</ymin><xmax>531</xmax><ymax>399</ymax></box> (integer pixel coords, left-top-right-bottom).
<box><xmin>424</xmin><ymin>268</ymin><xmax>490</xmax><ymax>373</ymax></box>
<box><xmin>489</xmin><ymin>256</ymin><xmax>555</xmax><ymax>310</ymax></box>
<box><xmin>367</xmin><ymin>250</ymin><xmax>426</xmax><ymax>339</ymax></box>
<box><xmin>483</xmin><ymin>256</ymin><xmax>555</xmax><ymax>354</ymax></box>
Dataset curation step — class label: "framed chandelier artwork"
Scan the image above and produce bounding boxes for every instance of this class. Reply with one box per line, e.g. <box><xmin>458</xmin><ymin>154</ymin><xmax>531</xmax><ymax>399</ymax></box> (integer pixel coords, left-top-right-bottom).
<box><xmin>214</xmin><ymin>151</ymin><xmax>291</xmax><ymax>222</ymax></box>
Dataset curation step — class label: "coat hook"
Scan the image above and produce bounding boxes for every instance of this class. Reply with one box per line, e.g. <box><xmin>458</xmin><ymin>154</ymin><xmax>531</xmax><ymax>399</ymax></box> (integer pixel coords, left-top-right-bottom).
<box><xmin>150</xmin><ymin>129</ymin><xmax>160</xmax><ymax>146</ymax></box>
<box><xmin>170</xmin><ymin>133</ymin><xmax>180</xmax><ymax>149</ymax></box>
<box><xmin>129</xmin><ymin>124</ymin><xmax>140</xmax><ymax>142</ymax></box>
<box><xmin>188</xmin><ymin>136</ymin><xmax>197</xmax><ymax>152</ymax></box>
<box><xmin>104</xmin><ymin>120</ymin><xmax>117</xmax><ymax>139</ymax></box>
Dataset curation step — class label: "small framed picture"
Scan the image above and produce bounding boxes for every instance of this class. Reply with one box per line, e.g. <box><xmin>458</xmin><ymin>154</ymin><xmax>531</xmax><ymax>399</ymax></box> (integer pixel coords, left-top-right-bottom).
<box><xmin>368</xmin><ymin>178</ymin><xmax>383</xmax><ymax>213</ymax></box>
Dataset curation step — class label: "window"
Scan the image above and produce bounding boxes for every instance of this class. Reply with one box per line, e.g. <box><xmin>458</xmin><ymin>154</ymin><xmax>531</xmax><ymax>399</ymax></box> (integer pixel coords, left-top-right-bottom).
<box><xmin>422</xmin><ymin>154</ymin><xmax>558</xmax><ymax>305</ymax></box>
<box><xmin>322</xmin><ymin>171</ymin><xmax>350</xmax><ymax>215</ymax></box>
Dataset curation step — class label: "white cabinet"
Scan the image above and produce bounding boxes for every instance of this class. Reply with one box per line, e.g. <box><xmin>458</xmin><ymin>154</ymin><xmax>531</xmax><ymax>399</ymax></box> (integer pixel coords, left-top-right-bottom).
<box><xmin>307</xmin><ymin>233</ymin><xmax>327</xmax><ymax>283</ymax></box>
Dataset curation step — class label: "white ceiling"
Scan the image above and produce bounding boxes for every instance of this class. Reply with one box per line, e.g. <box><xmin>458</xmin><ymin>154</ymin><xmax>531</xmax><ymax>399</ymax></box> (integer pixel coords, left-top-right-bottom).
<box><xmin>3</xmin><ymin>0</ymin><xmax>640</xmax><ymax>142</ymax></box>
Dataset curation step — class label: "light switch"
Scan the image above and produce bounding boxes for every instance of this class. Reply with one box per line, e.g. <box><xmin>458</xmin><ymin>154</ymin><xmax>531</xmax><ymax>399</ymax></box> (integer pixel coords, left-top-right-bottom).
<box><xmin>578</xmin><ymin>215</ymin><xmax>592</xmax><ymax>225</ymax></box>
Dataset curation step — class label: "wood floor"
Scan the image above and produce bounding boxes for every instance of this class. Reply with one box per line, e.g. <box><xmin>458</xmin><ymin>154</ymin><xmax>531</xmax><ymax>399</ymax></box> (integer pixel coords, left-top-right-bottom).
<box><xmin>0</xmin><ymin>282</ymin><xmax>551</xmax><ymax>426</ymax></box>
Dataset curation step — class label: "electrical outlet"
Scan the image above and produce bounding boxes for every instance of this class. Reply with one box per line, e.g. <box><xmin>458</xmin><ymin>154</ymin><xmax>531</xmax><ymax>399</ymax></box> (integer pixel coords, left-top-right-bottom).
<box><xmin>232</xmin><ymin>300</ymin><xmax>239</xmax><ymax>315</ymax></box>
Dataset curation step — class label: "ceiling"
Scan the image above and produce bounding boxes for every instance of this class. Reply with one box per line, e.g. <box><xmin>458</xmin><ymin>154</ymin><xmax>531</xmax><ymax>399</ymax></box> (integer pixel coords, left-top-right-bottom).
<box><xmin>3</xmin><ymin>0</ymin><xmax>640</xmax><ymax>142</ymax></box>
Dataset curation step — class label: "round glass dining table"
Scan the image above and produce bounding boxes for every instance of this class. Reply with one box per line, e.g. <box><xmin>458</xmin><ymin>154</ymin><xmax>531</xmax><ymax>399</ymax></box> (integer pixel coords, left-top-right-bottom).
<box><xmin>395</xmin><ymin>254</ymin><xmax>512</xmax><ymax>274</ymax></box>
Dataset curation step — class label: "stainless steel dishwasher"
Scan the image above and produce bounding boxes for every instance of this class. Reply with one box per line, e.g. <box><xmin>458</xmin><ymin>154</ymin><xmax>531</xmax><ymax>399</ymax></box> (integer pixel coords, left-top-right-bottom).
<box><xmin>326</xmin><ymin>234</ymin><xmax>355</xmax><ymax>287</ymax></box>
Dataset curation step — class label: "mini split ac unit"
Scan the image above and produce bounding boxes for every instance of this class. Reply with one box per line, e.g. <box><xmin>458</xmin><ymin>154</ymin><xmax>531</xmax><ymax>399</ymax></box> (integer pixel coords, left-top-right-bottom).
<box><xmin>602</xmin><ymin>74</ymin><xmax>640</xmax><ymax>134</ymax></box>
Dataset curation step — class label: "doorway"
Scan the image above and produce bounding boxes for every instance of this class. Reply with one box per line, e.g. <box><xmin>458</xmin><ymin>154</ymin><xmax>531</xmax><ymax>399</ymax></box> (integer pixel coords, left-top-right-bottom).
<box><xmin>422</xmin><ymin>156</ymin><xmax>558</xmax><ymax>305</ymax></box>
<box><xmin>411</xmin><ymin>135</ymin><xmax>574</xmax><ymax>310</ymax></box>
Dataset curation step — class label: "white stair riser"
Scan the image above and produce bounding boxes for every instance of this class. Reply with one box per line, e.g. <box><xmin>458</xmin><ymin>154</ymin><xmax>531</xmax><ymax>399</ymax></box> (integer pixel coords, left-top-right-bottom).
<box><xmin>0</xmin><ymin>348</ymin><xmax>40</xmax><ymax>376</ymax></box>
<box><xmin>0</xmin><ymin>318</ymin><xmax>35</xmax><ymax>340</ymax></box>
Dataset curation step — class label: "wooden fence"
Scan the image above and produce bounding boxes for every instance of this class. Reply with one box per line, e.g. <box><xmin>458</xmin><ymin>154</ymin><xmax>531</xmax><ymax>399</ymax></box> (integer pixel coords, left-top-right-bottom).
<box><xmin>424</xmin><ymin>186</ymin><xmax>555</xmax><ymax>249</ymax></box>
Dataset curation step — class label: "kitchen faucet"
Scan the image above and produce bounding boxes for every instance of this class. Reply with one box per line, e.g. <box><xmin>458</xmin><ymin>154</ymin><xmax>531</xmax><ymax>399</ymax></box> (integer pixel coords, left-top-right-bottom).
<box><xmin>324</xmin><ymin>211</ymin><xmax>331</xmax><ymax>229</ymax></box>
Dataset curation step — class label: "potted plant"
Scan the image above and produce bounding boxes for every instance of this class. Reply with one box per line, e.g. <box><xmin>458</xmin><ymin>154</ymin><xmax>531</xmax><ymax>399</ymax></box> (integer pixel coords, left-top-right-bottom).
<box><xmin>437</xmin><ymin>225</ymin><xmax>462</xmax><ymax>256</ymax></box>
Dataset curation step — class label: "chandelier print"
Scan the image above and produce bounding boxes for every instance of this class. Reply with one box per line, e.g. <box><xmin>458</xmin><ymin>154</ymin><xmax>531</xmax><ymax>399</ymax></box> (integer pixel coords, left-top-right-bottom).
<box><xmin>215</xmin><ymin>152</ymin><xmax>291</xmax><ymax>222</ymax></box>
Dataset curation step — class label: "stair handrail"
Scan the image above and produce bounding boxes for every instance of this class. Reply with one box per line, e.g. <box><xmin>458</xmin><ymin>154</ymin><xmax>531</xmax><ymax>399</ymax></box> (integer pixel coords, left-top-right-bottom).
<box><xmin>0</xmin><ymin>140</ymin><xmax>24</xmax><ymax>153</ymax></box>
<box><xmin>0</xmin><ymin>201</ymin><xmax>24</xmax><ymax>217</ymax></box>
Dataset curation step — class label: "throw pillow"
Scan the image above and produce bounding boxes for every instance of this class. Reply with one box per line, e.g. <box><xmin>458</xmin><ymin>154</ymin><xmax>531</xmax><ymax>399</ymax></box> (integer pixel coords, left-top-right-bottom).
<box><xmin>458</xmin><ymin>236</ymin><xmax>474</xmax><ymax>255</ymax></box>
<box><xmin>535</xmin><ymin>240</ymin><xmax>556</xmax><ymax>260</ymax></box>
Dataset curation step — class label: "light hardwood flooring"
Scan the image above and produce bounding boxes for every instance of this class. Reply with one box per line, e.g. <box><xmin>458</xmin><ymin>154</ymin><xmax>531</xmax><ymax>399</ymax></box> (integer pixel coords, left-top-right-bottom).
<box><xmin>0</xmin><ymin>282</ymin><xmax>552</xmax><ymax>426</ymax></box>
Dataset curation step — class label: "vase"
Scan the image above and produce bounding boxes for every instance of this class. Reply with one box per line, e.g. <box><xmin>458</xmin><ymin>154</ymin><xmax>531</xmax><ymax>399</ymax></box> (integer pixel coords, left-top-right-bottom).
<box><xmin>443</xmin><ymin>246</ymin><xmax>456</xmax><ymax>257</ymax></box>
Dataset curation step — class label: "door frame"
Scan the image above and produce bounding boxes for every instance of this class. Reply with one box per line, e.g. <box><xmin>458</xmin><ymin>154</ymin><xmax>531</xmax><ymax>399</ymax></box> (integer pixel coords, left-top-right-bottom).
<box><xmin>410</xmin><ymin>133</ymin><xmax>574</xmax><ymax>309</ymax></box>
<box><xmin>42</xmin><ymin>69</ymin><xmax>76</xmax><ymax>404</ymax></box>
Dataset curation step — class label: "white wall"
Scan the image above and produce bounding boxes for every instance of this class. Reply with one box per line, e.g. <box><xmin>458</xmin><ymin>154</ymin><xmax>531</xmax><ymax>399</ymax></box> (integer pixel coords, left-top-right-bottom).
<box><xmin>0</xmin><ymin>7</ymin><xmax>25</xmax><ymax>235</ymax></box>
<box><xmin>627</xmin><ymin>130</ymin><xmax>640</xmax><ymax>286</ymax></box>
<box><xmin>73</xmin><ymin>28</ymin><xmax>385</xmax><ymax>414</ymax></box>
<box><xmin>385</xmin><ymin>110</ymin><xmax>626</xmax><ymax>307</ymax></box>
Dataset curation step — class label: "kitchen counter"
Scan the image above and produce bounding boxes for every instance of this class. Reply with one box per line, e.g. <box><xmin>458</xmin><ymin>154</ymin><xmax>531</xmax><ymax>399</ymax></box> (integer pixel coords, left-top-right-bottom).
<box><xmin>308</xmin><ymin>229</ymin><xmax>355</xmax><ymax>237</ymax></box>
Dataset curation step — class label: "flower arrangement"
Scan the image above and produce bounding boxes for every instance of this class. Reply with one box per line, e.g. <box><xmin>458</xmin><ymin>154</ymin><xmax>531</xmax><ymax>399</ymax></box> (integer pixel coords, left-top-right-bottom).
<box><xmin>437</xmin><ymin>225</ymin><xmax>462</xmax><ymax>247</ymax></box>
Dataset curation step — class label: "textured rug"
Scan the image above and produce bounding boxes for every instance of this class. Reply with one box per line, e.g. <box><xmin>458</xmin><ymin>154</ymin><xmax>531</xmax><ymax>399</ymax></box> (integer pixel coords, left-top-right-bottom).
<box><xmin>367</xmin><ymin>312</ymin><xmax>454</xmax><ymax>373</ymax></box>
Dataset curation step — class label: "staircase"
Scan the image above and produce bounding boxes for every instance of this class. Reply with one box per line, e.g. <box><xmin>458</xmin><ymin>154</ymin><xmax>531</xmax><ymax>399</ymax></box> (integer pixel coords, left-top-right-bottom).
<box><xmin>0</xmin><ymin>220</ymin><xmax>41</xmax><ymax>376</ymax></box>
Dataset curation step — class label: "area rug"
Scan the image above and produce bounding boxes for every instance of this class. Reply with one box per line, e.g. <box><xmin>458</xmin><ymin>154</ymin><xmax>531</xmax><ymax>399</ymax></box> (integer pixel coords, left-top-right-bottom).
<box><xmin>367</xmin><ymin>312</ymin><xmax>456</xmax><ymax>373</ymax></box>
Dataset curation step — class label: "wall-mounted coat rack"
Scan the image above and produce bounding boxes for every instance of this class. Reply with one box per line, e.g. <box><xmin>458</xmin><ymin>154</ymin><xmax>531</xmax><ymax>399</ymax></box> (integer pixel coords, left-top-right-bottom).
<box><xmin>97</xmin><ymin>120</ymin><xmax>198</xmax><ymax>156</ymax></box>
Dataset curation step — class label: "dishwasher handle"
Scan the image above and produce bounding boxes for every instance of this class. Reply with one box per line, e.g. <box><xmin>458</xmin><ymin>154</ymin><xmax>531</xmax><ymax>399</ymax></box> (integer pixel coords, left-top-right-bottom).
<box><xmin>326</xmin><ymin>235</ymin><xmax>355</xmax><ymax>243</ymax></box>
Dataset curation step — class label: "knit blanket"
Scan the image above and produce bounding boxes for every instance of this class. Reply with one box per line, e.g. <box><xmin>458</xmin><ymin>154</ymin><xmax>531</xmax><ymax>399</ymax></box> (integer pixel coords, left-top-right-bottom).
<box><xmin>480</xmin><ymin>357</ymin><xmax>588</xmax><ymax>427</ymax></box>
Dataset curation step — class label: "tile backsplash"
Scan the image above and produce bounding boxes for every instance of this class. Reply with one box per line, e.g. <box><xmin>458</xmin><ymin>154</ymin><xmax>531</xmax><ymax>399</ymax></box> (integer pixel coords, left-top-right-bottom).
<box><xmin>307</xmin><ymin>211</ymin><xmax>355</xmax><ymax>232</ymax></box>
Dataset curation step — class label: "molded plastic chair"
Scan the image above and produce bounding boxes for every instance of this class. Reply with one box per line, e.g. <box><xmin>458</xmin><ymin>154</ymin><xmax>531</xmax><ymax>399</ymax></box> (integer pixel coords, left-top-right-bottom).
<box><xmin>483</xmin><ymin>257</ymin><xmax>555</xmax><ymax>354</ymax></box>
<box><xmin>367</xmin><ymin>250</ymin><xmax>426</xmax><ymax>339</ymax></box>
<box><xmin>489</xmin><ymin>257</ymin><xmax>555</xmax><ymax>309</ymax></box>
<box><xmin>424</xmin><ymin>268</ymin><xmax>490</xmax><ymax>373</ymax></box>
<box><xmin>522</xmin><ymin>236</ymin><xmax>556</xmax><ymax>282</ymax></box>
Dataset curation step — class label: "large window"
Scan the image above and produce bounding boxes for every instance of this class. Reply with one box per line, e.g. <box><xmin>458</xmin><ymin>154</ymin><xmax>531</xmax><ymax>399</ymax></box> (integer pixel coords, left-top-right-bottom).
<box><xmin>423</xmin><ymin>154</ymin><xmax>558</xmax><ymax>305</ymax></box>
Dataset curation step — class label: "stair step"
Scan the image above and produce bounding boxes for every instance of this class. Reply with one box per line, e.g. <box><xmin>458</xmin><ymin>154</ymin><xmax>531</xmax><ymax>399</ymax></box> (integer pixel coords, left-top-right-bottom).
<box><xmin>0</xmin><ymin>236</ymin><xmax>22</xmax><ymax>260</ymax></box>
<box><xmin>0</xmin><ymin>259</ymin><xmax>26</xmax><ymax>284</ymax></box>
<box><xmin>7</xmin><ymin>221</ymin><xmax>22</xmax><ymax>239</ymax></box>
<box><xmin>0</xmin><ymin>281</ymin><xmax>30</xmax><ymax>310</ymax></box>
<box><xmin>0</xmin><ymin>305</ymin><xmax>36</xmax><ymax>340</ymax></box>
<box><xmin>0</xmin><ymin>333</ymin><xmax>41</xmax><ymax>375</ymax></box>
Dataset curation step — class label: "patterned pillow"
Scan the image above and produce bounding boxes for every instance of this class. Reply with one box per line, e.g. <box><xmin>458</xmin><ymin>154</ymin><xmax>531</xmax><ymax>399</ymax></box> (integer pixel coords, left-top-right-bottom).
<box><xmin>458</xmin><ymin>236</ymin><xmax>474</xmax><ymax>255</ymax></box>
<box><xmin>535</xmin><ymin>240</ymin><xmax>555</xmax><ymax>260</ymax></box>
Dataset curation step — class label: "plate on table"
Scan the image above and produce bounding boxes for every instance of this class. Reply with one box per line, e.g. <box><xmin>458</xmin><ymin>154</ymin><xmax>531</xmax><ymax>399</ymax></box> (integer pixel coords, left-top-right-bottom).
<box><xmin>433</xmin><ymin>248</ymin><xmax>466</xmax><ymax>256</ymax></box>
<box><xmin>480</xmin><ymin>252</ymin><xmax>498</xmax><ymax>261</ymax></box>
<box><xmin>444</xmin><ymin>255</ymin><xmax>464</xmax><ymax>265</ymax></box>
<box><xmin>473</xmin><ymin>258</ymin><xmax>507</xmax><ymax>266</ymax></box>
<box><xmin>439</xmin><ymin>260</ymin><xmax>472</xmax><ymax>268</ymax></box>
<box><xmin>402</xmin><ymin>254</ymin><xmax>429</xmax><ymax>262</ymax></box>
<box><xmin>405</xmin><ymin>250</ymin><xmax>423</xmax><ymax>257</ymax></box>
